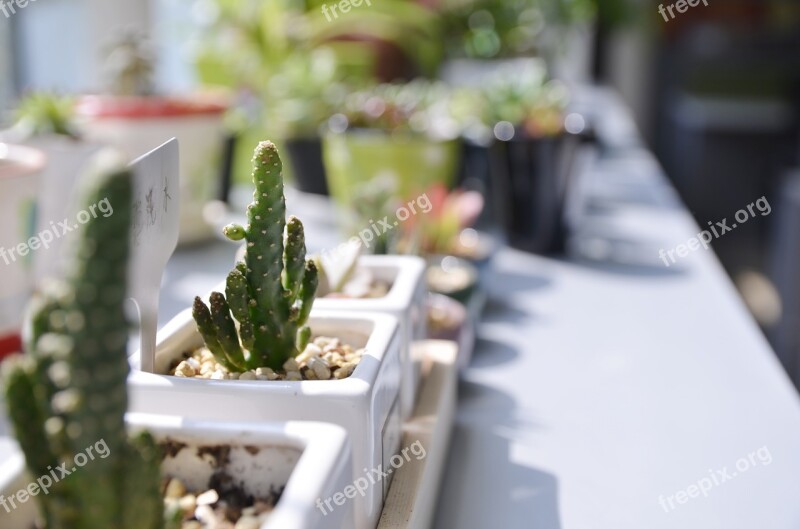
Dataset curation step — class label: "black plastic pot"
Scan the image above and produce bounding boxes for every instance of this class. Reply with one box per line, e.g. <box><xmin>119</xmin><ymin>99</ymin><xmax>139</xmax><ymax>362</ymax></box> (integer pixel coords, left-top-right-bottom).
<box><xmin>285</xmin><ymin>137</ymin><xmax>329</xmax><ymax>196</ymax></box>
<box><xmin>488</xmin><ymin>131</ymin><xmax>580</xmax><ymax>254</ymax></box>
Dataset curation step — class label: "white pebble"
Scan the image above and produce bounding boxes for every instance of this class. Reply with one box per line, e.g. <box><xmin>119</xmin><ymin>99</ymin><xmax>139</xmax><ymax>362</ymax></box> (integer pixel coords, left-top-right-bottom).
<box><xmin>186</xmin><ymin>357</ymin><xmax>201</xmax><ymax>370</ymax></box>
<box><xmin>255</xmin><ymin>367</ymin><xmax>277</xmax><ymax>380</ymax></box>
<box><xmin>196</xmin><ymin>489</ymin><xmax>219</xmax><ymax>506</ymax></box>
<box><xmin>304</xmin><ymin>343</ymin><xmax>323</xmax><ymax>356</ymax></box>
<box><xmin>283</xmin><ymin>358</ymin><xmax>299</xmax><ymax>372</ymax></box>
<box><xmin>309</xmin><ymin>357</ymin><xmax>331</xmax><ymax>380</ymax></box>
<box><xmin>194</xmin><ymin>504</ymin><xmax>216</xmax><ymax>523</ymax></box>
<box><xmin>178</xmin><ymin>494</ymin><xmax>197</xmax><ymax>512</ymax></box>
<box><xmin>235</xmin><ymin>516</ymin><xmax>261</xmax><ymax>529</ymax></box>
<box><xmin>164</xmin><ymin>478</ymin><xmax>186</xmax><ymax>499</ymax></box>
<box><xmin>174</xmin><ymin>361</ymin><xmax>195</xmax><ymax>378</ymax></box>
<box><xmin>239</xmin><ymin>371</ymin><xmax>256</xmax><ymax>381</ymax></box>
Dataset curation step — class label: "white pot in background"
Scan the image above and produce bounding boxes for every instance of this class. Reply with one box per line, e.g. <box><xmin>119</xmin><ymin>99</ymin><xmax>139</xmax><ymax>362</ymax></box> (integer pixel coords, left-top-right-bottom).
<box><xmin>19</xmin><ymin>136</ymin><xmax>104</xmax><ymax>281</ymax></box>
<box><xmin>0</xmin><ymin>416</ymin><xmax>354</xmax><ymax>529</ymax></box>
<box><xmin>128</xmin><ymin>310</ymin><xmax>402</xmax><ymax>529</ymax></box>
<box><xmin>315</xmin><ymin>255</ymin><xmax>427</xmax><ymax>420</ymax></box>
<box><xmin>76</xmin><ymin>95</ymin><xmax>228</xmax><ymax>245</ymax></box>
<box><xmin>0</xmin><ymin>144</ymin><xmax>45</xmax><ymax>358</ymax></box>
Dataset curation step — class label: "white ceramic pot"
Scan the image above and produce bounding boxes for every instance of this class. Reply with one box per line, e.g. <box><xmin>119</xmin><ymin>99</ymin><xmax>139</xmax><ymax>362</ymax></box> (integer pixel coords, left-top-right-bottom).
<box><xmin>19</xmin><ymin>136</ymin><xmax>104</xmax><ymax>281</ymax></box>
<box><xmin>0</xmin><ymin>416</ymin><xmax>354</xmax><ymax>529</ymax></box>
<box><xmin>128</xmin><ymin>310</ymin><xmax>402</xmax><ymax>529</ymax></box>
<box><xmin>0</xmin><ymin>144</ymin><xmax>45</xmax><ymax>359</ymax></box>
<box><xmin>76</xmin><ymin>95</ymin><xmax>228</xmax><ymax>245</ymax></box>
<box><xmin>314</xmin><ymin>255</ymin><xmax>427</xmax><ymax>419</ymax></box>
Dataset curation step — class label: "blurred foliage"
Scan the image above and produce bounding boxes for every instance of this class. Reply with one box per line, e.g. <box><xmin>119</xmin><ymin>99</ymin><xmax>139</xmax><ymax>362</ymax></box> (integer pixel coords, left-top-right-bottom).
<box><xmin>330</xmin><ymin>79</ymin><xmax>471</xmax><ymax>139</ymax></box>
<box><xmin>304</xmin><ymin>0</ymin><xmax>444</xmax><ymax>78</ymax></box>
<box><xmin>104</xmin><ymin>32</ymin><xmax>156</xmax><ymax>96</ymax></box>
<box><xmin>13</xmin><ymin>92</ymin><xmax>80</xmax><ymax>139</ymax></box>
<box><xmin>478</xmin><ymin>60</ymin><xmax>569</xmax><ymax>137</ymax></box>
<box><xmin>192</xmin><ymin>0</ymin><xmax>446</xmax><ymax>139</ymax></box>
<box><xmin>593</xmin><ymin>0</ymin><xmax>646</xmax><ymax>28</ymax></box>
<box><xmin>439</xmin><ymin>0</ymin><xmax>596</xmax><ymax>59</ymax></box>
<box><xmin>409</xmin><ymin>184</ymin><xmax>485</xmax><ymax>255</ymax></box>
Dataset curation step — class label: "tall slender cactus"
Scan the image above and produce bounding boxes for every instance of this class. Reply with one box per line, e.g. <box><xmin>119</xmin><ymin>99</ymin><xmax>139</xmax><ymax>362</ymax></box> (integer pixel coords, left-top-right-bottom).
<box><xmin>2</xmin><ymin>152</ymin><xmax>163</xmax><ymax>529</ymax></box>
<box><xmin>193</xmin><ymin>141</ymin><xmax>318</xmax><ymax>371</ymax></box>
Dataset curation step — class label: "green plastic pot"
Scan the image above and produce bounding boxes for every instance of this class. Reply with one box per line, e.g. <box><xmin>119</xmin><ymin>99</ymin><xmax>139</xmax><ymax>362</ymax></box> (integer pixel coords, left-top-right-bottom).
<box><xmin>322</xmin><ymin>131</ymin><xmax>460</xmax><ymax>207</ymax></box>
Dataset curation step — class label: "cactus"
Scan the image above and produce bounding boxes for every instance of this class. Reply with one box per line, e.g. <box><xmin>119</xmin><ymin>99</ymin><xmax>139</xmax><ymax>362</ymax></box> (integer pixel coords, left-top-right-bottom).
<box><xmin>1</xmin><ymin>153</ymin><xmax>164</xmax><ymax>529</ymax></box>
<box><xmin>193</xmin><ymin>141</ymin><xmax>318</xmax><ymax>371</ymax></box>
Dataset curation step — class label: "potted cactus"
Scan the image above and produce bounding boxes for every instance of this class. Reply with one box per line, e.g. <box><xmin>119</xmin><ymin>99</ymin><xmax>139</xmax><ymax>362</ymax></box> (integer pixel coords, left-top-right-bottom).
<box><xmin>128</xmin><ymin>142</ymin><xmax>402</xmax><ymax>529</ymax></box>
<box><xmin>74</xmin><ymin>32</ymin><xmax>228</xmax><ymax>245</ymax></box>
<box><xmin>0</xmin><ymin>151</ymin><xmax>355</xmax><ymax>529</ymax></box>
<box><xmin>1</xmin><ymin>154</ymin><xmax>166</xmax><ymax>529</ymax></box>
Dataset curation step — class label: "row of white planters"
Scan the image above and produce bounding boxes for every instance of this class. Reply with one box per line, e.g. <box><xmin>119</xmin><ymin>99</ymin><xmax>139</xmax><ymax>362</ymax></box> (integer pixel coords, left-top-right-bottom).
<box><xmin>125</xmin><ymin>255</ymin><xmax>428</xmax><ymax>529</ymax></box>
<box><xmin>0</xmin><ymin>418</ymin><xmax>353</xmax><ymax>529</ymax></box>
<box><xmin>0</xmin><ymin>257</ymin><xmax>426</xmax><ymax>529</ymax></box>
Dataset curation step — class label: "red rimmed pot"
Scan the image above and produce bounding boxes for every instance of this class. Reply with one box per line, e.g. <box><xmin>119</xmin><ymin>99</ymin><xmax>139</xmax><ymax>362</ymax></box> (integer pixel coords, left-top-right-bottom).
<box><xmin>75</xmin><ymin>94</ymin><xmax>229</xmax><ymax>245</ymax></box>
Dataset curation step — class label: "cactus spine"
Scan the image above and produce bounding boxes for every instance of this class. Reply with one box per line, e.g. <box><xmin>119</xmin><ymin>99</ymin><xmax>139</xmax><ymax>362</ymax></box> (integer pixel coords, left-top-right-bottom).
<box><xmin>2</xmin><ymin>153</ymin><xmax>163</xmax><ymax>529</ymax></box>
<box><xmin>193</xmin><ymin>141</ymin><xmax>318</xmax><ymax>371</ymax></box>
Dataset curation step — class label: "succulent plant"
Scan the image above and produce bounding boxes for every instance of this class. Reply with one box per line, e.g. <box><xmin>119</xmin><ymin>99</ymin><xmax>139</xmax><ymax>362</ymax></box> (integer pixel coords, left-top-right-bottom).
<box><xmin>480</xmin><ymin>61</ymin><xmax>568</xmax><ymax>138</ymax></box>
<box><xmin>314</xmin><ymin>238</ymin><xmax>363</xmax><ymax>295</ymax></box>
<box><xmin>1</xmin><ymin>152</ymin><xmax>164</xmax><ymax>529</ymax></box>
<box><xmin>193</xmin><ymin>141</ymin><xmax>319</xmax><ymax>372</ymax></box>
<box><xmin>12</xmin><ymin>92</ymin><xmax>80</xmax><ymax>140</ymax></box>
<box><xmin>333</xmin><ymin>80</ymin><xmax>463</xmax><ymax>140</ymax></box>
<box><xmin>105</xmin><ymin>32</ymin><xmax>155</xmax><ymax>97</ymax></box>
<box><xmin>404</xmin><ymin>184</ymin><xmax>484</xmax><ymax>255</ymax></box>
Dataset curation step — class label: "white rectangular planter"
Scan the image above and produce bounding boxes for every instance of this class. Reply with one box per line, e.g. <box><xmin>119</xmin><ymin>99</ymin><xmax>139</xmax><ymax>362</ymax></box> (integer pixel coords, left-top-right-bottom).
<box><xmin>315</xmin><ymin>255</ymin><xmax>427</xmax><ymax>419</ymax></box>
<box><xmin>128</xmin><ymin>310</ymin><xmax>402</xmax><ymax>529</ymax></box>
<box><xmin>0</xmin><ymin>416</ymin><xmax>354</xmax><ymax>529</ymax></box>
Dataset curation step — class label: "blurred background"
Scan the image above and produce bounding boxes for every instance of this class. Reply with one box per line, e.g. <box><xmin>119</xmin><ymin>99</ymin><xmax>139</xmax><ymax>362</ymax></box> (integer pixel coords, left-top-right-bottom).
<box><xmin>1</xmin><ymin>0</ymin><xmax>800</xmax><ymax>386</ymax></box>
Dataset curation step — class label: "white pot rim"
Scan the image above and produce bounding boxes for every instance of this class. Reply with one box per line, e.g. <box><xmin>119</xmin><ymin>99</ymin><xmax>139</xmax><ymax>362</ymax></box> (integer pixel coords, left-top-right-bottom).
<box><xmin>1</xmin><ymin>416</ymin><xmax>351</xmax><ymax>529</ymax></box>
<box><xmin>130</xmin><ymin>309</ymin><xmax>400</xmax><ymax>396</ymax></box>
<box><xmin>316</xmin><ymin>255</ymin><xmax>426</xmax><ymax>310</ymax></box>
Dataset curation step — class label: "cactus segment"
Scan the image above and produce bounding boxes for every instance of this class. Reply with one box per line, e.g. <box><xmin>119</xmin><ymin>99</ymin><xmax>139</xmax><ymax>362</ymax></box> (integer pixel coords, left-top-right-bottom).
<box><xmin>192</xmin><ymin>141</ymin><xmax>318</xmax><ymax>371</ymax></box>
<box><xmin>2</xmin><ymin>155</ymin><xmax>164</xmax><ymax>529</ymax></box>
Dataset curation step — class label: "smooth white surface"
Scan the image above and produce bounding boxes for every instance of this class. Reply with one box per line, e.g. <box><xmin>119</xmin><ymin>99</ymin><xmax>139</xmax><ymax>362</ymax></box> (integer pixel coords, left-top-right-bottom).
<box><xmin>432</xmin><ymin>92</ymin><xmax>800</xmax><ymax>529</ymax></box>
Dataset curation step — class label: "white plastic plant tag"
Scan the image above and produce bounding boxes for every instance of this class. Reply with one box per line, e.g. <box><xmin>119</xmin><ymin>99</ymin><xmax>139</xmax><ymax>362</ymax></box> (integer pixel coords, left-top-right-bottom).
<box><xmin>128</xmin><ymin>138</ymin><xmax>180</xmax><ymax>373</ymax></box>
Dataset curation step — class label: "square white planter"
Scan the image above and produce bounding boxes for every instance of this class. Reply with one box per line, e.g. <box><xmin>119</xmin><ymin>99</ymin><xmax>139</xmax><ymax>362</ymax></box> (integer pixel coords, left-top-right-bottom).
<box><xmin>315</xmin><ymin>255</ymin><xmax>427</xmax><ymax>419</ymax></box>
<box><xmin>128</xmin><ymin>310</ymin><xmax>402</xmax><ymax>529</ymax></box>
<box><xmin>0</xmin><ymin>416</ymin><xmax>354</xmax><ymax>529</ymax></box>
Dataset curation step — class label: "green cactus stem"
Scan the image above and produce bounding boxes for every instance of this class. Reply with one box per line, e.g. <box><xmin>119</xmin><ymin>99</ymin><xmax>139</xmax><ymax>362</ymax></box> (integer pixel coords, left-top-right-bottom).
<box><xmin>193</xmin><ymin>141</ymin><xmax>318</xmax><ymax>371</ymax></box>
<box><xmin>1</xmin><ymin>152</ymin><xmax>163</xmax><ymax>529</ymax></box>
